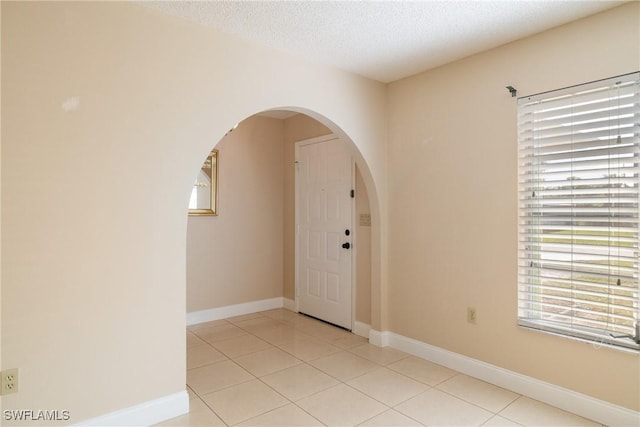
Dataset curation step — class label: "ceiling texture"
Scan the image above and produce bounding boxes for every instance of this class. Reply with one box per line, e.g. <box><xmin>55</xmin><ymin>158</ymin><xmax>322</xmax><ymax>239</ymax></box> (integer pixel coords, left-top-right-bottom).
<box><xmin>144</xmin><ymin>1</ymin><xmax>625</xmax><ymax>83</ymax></box>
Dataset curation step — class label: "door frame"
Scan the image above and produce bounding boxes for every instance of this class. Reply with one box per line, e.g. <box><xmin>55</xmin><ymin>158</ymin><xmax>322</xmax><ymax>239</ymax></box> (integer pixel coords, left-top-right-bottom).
<box><xmin>294</xmin><ymin>134</ymin><xmax>356</xmax><ymax>330</ymax></box>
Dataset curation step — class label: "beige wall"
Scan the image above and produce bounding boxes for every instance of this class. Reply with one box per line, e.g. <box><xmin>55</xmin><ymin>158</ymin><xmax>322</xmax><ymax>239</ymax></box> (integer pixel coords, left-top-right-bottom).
<box><xmin>1</xmin><ymin>2</ymin><xmax>387</xmax><ymax>424</ymax></box>
<box><xmin>387</xmin><ymin>2</ymin><xmax>639</xmax><ymax>411</ymax></box>
<box><xmin>2</xmin><ymin>0</ymin><xmax>637</xmax><ymax>423</ymax></box>
<box><xmin>187</xmin><ymin>116</ymin><xmax>285</xmax><ymax>312</ymax></box>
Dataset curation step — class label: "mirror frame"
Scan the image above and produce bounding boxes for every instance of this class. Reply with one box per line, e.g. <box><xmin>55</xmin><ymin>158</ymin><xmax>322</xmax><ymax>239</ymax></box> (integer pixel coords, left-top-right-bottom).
<box><xmin>189</xmin><ymin>149</ymin><xmax>218</xmax><ymax>216</ymax></box>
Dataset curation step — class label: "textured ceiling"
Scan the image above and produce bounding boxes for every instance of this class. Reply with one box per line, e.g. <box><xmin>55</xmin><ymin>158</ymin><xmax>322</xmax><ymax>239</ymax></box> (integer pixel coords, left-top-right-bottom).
<box><xmin>143</xmin><ymin>1</ymin><xmax>625</xmax><ymax>83</ymax></box>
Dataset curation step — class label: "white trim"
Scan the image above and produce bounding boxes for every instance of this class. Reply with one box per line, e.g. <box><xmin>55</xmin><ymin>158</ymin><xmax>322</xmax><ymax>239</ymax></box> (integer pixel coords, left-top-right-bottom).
<box><xmin>75</xmin><ymin>391</ymin><xmax>188</xmax><ymax>427</ymax></box>
<box><xmin>386</xmin><ymin>331</ymin><xmax>639</xmax><ymax>427</ymax></box>
<box><xmin>295</xmin><ymin>140</ymin><xmax>301</xmax><ymax>315</ymax></box>
<box><xmin>368</xmin><ymin>329</ymin><xmax>390</xmax><ymax>347</ymax></box>
<box><xmin>186</xmin><ymin>297</ymin><xmax>283</xmax><ymax>326</ymax></box>
<box><xmin>283</xmin><ymin>297</ymin><xmax>296</xmax><ymax>312</ymax></box>
<box><xmin>350</xmin><ymin>161</ymin><xmax>357</xmax><ymax>334</ymax></box>
<box><xmin>352</xmin><ymin>321</ymin><xmax>370</xmax><ymax>338</ymax></box>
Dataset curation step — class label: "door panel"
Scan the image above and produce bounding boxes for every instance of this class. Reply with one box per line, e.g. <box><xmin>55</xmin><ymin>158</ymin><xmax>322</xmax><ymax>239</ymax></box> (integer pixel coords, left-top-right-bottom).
<box><xmin>297</xmin><ymin>137</ymin><xmax>353</xmax><ymax>329</ymax></box>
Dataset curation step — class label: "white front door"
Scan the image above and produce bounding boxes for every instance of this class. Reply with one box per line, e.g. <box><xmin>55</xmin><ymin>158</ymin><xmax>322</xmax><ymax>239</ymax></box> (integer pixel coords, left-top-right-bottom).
<box><xmin>296</xmin><ymin>136</ymin><xmax>353</xmax><ymax>330</ymax></box>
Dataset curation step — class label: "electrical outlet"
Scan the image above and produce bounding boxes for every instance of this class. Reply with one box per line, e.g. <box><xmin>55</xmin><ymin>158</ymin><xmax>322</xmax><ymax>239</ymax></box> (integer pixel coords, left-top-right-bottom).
<box><xmin>467</xmin><ymin>307</ymin><xmax>477</xmax><ymax>325</ymax></box>
<box><xmin>1</xmin><ymin>368</ymin><xmax>19</xmax><ymax>395</ymax></box>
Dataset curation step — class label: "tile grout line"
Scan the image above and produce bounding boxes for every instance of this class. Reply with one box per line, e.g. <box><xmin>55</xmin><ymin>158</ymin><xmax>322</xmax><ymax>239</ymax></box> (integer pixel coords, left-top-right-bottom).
<box><xmin>190</xmin><ymin>313</ymin><xmax>350</xmax><ymax>426</ymax></box>
<box><xmin>250</xmin><ymin>369</ymin><xmax>329</xmax><ymax>427</ymax></box>
<box><xmin>190</xmin><ymin>315</ymin><xmax>411</xmax><ymax>424</ymax></box>
<box><xmin>189</xmin><ymin>311</ymin><xmax>419</xmax><ymax>425</ymax></box>
<box><xmin>237</xmin><ymin>317</ymin><xmax>394</xmax><ymax>424</ymax></box>
<box><xmin>429</xmin><ymin>381</ymin><xmax>517</xmax><ymax>418</ymax></box>
<box><xmin>186</xmin><ymin>309</ymin><xmax>600</xmax><ymax>427</ymax></box>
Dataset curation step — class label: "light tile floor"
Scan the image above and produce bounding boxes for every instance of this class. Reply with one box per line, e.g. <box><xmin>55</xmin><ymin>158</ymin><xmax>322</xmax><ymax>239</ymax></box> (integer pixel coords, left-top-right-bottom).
<box><xmin>157</xmin><ymin>309</ymin><xmax>603</xmax><ymax>427</ymax></box>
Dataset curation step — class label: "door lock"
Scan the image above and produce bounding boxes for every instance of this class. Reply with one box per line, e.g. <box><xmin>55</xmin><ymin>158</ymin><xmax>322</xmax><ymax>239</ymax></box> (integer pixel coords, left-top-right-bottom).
<box><xmin>342</xmin><ymin>242</ymin><xmax>351</xmax><ymax>249</ymax></box>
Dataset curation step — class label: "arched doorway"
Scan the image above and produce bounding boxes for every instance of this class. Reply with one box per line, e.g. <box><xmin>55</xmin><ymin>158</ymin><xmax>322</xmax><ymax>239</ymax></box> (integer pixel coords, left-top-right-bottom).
<box><xmin>185</xmin><ymin>110</ymin><xmax>372</xmax><ymax>333</ymax></box>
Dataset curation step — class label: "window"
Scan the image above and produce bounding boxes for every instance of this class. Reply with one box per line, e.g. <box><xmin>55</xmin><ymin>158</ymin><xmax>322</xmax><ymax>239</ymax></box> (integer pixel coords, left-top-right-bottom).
<box><xmin>518</xmin><ymin>73</ymin><xmax>640</xmax><ymax>350</ymax></box>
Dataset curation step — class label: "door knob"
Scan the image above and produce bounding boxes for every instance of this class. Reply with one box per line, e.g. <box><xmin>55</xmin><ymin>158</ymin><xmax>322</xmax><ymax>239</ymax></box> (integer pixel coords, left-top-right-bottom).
<box><xmin>342</xmin><ymin>242</ymin><xmax>351</xmax><ymax>249</ymax></box>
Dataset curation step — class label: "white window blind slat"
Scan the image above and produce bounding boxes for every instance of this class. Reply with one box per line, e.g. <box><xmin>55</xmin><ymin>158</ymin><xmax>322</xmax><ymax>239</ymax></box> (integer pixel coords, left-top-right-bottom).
<box><xmin>519</xmin><ymin>172</ymin><xmax>639</xmax><ymax>186</ymax></box>
<box><xmin>519</xmin><ymin>102</ymin><xmax>640</xmax><ymax>130</ymax></box>
<box><xmin>519</xmin><ymin>117</ymin><xmax>638</xmax><ymax>140</ymax></box>
<box><xmin>520</xmin><ymin>136</ymin><xmax>639</xmax><ymax>156</ymax></box>
<box><xmin>520</xmin><ymin>145</ymin><xmax>637</xmax><ymax>162</ymax></box>
<box><xmin>517</xmin><ymin>72</ymin><xmax>640</xmax><ymax>350</ymax></box>
<box><xmin>528</xmin><ymin>104</ymin><xmax>640</xmax><ymax>129</ymax></box>
<box><xmin>519</xmin><ymin>128</ymin><xmax>637</xmax><ymax>146</ymax></box>
<box><xmin>517</xmin><ymin>270</ymin><xmax>638</xmax><ymax>289</ymax></box>
<box><xmin>520</xmin><ymin>223</ymin><xmax>639</xmax><ymax>232</ymax></box>
<box><xmin>519</xmin><ymin>245</ymin><xmax>639</xmax><ymax>259</ymax></box>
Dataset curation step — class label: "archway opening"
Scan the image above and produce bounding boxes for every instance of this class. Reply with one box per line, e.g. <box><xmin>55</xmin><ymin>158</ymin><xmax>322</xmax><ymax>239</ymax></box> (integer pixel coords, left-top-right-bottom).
<box><xmin>185</xmin><ymin>109</ymin><xmax>374</xmax><ymax>332</ymax></box>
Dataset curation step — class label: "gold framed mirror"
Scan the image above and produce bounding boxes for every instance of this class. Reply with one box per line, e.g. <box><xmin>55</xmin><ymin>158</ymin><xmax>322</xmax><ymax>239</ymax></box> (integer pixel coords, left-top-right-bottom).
<box><xmin>188</xmin><ymin>149</ymin><xmax>218</xmax><ymax>216</ymax></box>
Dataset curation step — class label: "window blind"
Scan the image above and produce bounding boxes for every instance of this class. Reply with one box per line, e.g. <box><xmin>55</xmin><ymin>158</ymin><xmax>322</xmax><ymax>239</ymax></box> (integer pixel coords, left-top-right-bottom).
<box><xmin>517</xmin><ymin>72</ymin><xmax>640</xmax><ymax>350</ymax></box>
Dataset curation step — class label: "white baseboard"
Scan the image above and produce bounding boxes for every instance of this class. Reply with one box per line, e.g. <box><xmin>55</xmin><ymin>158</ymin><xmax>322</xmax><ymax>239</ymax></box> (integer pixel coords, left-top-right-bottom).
<box><xmin>187</xmin><ymin>297</ymin><xmax>284</xmax><ymax>326</ymax></box>
<box><xmin>283</xmin><ymin>297</ymin><xmax>296</xmax><ymax>312</ymax></box>
<box><xmin>385</xmin><ymin>331</ymin><xmax>639</xmax><ymax>427</ymax></box>
<box><xmin>368</xmin><ymin>329</ymin><xmax>390</xmax><ymax>347</ymax></box>
<box><xmin>75</xmin><ymin>391</ymin><xmax>188</xmax><ymax>427</ymax></box>
<box><xmin>353</xmin><ymin>321</ymin><xmax>371</xmax><ymax>339</ymax></box>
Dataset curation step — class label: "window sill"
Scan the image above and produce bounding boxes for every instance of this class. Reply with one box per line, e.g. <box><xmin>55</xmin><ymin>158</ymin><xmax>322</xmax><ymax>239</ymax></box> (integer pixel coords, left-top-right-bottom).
<box><xmin>518</xmin><ymin>320</ymin><xmax>640</xmax><ymax>354</ymax></box>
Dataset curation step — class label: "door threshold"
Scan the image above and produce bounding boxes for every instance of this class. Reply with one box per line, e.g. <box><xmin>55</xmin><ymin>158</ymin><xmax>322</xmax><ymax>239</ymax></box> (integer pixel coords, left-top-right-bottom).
<box><xmin>299</xmin><ymin>312</ymin><xmax>352</xmax><ymax>332</ymax></box>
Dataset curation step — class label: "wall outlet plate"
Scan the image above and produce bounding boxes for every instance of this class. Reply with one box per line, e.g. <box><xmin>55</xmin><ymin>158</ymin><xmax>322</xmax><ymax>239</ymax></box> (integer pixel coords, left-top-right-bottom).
<box><xmin>1</xmin><ymin>368</ymin><xmax>19</xmax><ymax>395</ymax></box>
